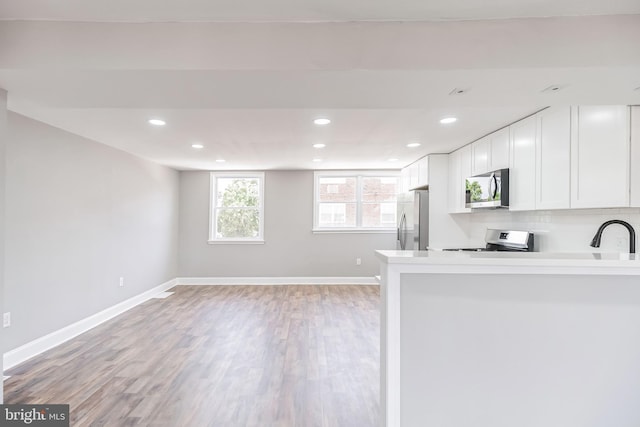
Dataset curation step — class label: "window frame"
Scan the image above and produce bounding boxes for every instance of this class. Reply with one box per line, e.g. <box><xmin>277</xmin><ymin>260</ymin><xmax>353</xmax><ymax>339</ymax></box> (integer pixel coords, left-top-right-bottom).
<box><xmin>209</xmin><ymin>172</ymin><xmax>265</xmax><ymax>244</ymax></box>
<box><xmin>313</xmin><ymin>170</ymin><xmax>400</xmax><ymax>233</ymax></box>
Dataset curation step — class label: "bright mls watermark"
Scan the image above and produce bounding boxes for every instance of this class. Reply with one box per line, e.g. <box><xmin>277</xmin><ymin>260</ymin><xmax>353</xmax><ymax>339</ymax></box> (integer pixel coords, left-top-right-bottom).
<box><xmin>0</xmin><ymin>405</ymin><xmax>69</xmax><ymax>426</ymax></box>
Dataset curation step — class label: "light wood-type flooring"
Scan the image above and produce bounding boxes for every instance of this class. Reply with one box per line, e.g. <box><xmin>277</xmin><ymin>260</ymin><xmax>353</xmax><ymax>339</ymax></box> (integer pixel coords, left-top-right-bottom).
<box><xmin>4</xmin><ymin>285</ymin><xmax>380</xmax><ymax>426</ymax></box>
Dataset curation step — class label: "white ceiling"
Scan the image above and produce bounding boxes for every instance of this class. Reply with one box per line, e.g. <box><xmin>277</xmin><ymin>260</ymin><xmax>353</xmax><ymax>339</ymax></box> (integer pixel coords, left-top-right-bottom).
<box><xmin>1</xmin><ymin>0</ymin><xmax>640</xmax><ymax>22</ymax></box>
<box><xmin>0</xmin><ymin>4</ymin><xmax>639</xmax><ymax>171</ymax></box>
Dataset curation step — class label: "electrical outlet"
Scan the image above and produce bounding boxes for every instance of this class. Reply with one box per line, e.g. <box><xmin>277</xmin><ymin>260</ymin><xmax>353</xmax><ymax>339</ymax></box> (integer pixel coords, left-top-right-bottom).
<box><xmin>119</xmin><ymin>277</ymin><xmax>124</xmax><ymax>287</ymax></box>
<box><xmin>3</xmin><ymin>312</ymin><xmax>10</xmax><ymax>328</ymax></box>
<box><xmin>356</xmin><ymin>257</ymin><xmax>362</xmax><ymax>265</ymax></box>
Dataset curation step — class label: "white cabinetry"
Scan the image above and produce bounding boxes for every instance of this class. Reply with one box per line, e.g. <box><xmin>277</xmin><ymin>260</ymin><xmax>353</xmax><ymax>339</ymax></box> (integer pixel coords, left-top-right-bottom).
<box><xmin>447</xmin><ymin>105</ymin><xmax>632</xmax><ymax>214</ymax></box>
<box><xmin>448</xmin><ymin>145</ymin><xmax>472</xmax><ymax>213</ymax></box>
<box><xmin>417</xmin><ymin>157</ymin><xmax>429</xmax><ymax>188</ymax></box>
<box><xmin>471</xmin><ymin>136</ymin><xmax>490</xmax><ymax>175</ymax></box>
<box><xmin>535</xmin><ymin>106</ymin><xmax>571</xmax><ymax>210</ymax></box>
<box><xmin>571</xmin><ymin>106</ymin><xmax>630</xmax><ymax>208</ymax></box>
<box><xmin>400</xmin><ymin>167</ymin><xmax>411</xmax><ymax>193</ymax></box>
<box><xmin>471</xmin><ymin>128</ymin><xmax>509</xmax><ymax>175</ymax></box>
<box><xmin>408</xmin><ymin>162</ymin><xmax>419</xmax><ymax>190</ymax></box>
<box><xmin>489</xmin><ymin>127</ymin><xmax>510</xmax><ymax>170</ymax></box>
<box><xmin>404</xmin><ymin>156</ymin><xmax>429</xmax><ymax>191</ymax></box>
<box><xmin>631</xmin><ymin>107</ymin><xmax>640</xmax><ymax>206</ymax></box>
<box><xmin>509</xmin><ymin>115</ymin><xmax>537</xmax><ymax>211</ymax></box>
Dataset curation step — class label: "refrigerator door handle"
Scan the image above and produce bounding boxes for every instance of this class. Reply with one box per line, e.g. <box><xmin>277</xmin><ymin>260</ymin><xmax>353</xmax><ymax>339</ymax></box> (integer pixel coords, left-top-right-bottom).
<box><xmin>398</xmin><ymin>212</ymin><xmax>406</xmax><ymax>250</ymax></box>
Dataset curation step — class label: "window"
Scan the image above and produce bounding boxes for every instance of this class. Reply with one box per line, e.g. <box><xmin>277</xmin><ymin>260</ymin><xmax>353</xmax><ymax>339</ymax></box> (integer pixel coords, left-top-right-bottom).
<box><xmin>314</xmin><ymin>171</ymin><xmax>399</xmax><ymax>232</ymax></box>
<box><xmin>319</xmin><ymin>203</ymin><xmax>347</xmax><ymax>226</ymax></box>
<box><xmin>209</xmin><ymin>172</ymin><xmax>265</xmax><ymax>243</ymax></box>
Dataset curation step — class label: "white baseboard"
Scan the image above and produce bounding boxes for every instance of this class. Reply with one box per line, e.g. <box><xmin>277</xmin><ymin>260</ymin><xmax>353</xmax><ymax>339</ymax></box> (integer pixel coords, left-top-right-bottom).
<box><xmin>177</xmin><ymin>276</ymin><xmax>378</xmax><ymax>285</ymax></box>
<box><xmin>3</xmin><ymin>278</ymin><xmax>178</xmax><ymax>371</ymax></box>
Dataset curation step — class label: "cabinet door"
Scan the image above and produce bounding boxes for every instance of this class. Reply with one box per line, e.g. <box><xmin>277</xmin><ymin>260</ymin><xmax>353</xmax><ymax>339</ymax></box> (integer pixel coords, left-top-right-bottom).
<box><xmin>447</xmin><ymin>148</ymin><xmax>471</xmax><ymax>213</ymax></box>
<box><xmin>631</xmin><ymin>107</ymin><xmax>640</xmax><ymax>207</ymax></box>
<box><xmin>408</xmin><ymin>162</ymin><xmax>419</xmax><ymax>190</ymax></box>
<box><xmin>448</xmin><ymin>151</ymin><xmax>458</xmax><ymax>213</ymax></box>
<box><xmin>458</xmin><ymin>145</ymin><xmax>472</xmax><ymax>212</ymax></box>
<box><xmin>509</xmin><ymin>115</ymin><xmax>537</xmax><ymax>211</ymax></box>
<box><xmin>571</xmin><ymin>106</ymin><xmax>630</xmax><ymax>208</ymax></box>
<box><xmin>471</xmin><ymin>136</ymin><xmax>490</xmax><ymax>175</ymax></box>
<box><xmin>400</xmin><ymin>166</ymin><xmax>411</xmax><ymax>193</ymax></box>
<box><xmin>536</xmin><ymin>107</ymin><xmax>571</xmax><ymax>210</ymax></box>
<box><xmin>417</xmin><ymin>156</ymin><xmax>429</xmax><ymax>188</ymax></box>
<box><xmin>489</xmin><ymin>127</ymin><xmax>510</xmax><ymax>171</ymax></box>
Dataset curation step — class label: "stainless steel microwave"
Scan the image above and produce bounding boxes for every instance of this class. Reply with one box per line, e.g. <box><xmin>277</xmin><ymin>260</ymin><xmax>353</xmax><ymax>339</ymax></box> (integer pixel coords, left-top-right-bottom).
<box><xmin>465</xmin><ymin>168</ymin><xmax>509</xmax><ymax>208</ymax></box>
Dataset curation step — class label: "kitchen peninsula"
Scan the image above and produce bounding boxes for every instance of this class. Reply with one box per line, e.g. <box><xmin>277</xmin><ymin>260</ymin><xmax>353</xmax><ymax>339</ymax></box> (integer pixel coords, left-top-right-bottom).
<box><xmin>377</xmin><ymin>250</ymin><xmax>640</xmax><ymax>427</ymax></box>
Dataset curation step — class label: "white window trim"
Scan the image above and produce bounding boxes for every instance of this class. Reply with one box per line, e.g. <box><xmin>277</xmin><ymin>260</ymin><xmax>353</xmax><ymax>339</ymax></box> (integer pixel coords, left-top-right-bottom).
<box><xmin>209</xmin><ymin>172</ymin><xmax>265</xmax><ymax>244</ymax></box>
<box><xmin>313</xmin><ymin>170</ymin><xmax>400</xmax><ymax>233</ymax></box>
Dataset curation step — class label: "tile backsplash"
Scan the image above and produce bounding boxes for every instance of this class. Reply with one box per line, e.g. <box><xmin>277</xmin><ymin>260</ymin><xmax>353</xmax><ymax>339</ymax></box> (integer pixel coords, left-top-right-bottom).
<box><xmin>453</xmin><ymin>208</ymin><xmax>640</xmax><ymax>253</ymax></box>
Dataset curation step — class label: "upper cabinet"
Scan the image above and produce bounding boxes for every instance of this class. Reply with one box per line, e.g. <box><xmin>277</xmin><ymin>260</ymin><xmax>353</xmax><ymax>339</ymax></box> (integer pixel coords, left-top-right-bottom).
<box><xmin>471</xmin><ymin>127</ymin><xmax>510</xmax><ymax>175</ymax></box>
<box><xmin>489</xmin><ymin>127</ymin><xmax>510</xmax><ymax>171</ymax></box>
<box><xmin>446</xmin><ymin>105</ymin><xmax>633</xmax><ymax>214</ymax></box>
<box><xmin>536</xmin><ymin>106</ymin><xmax>571</xmax><ymax>210</ymax></box>
<box><xmin>570</xmin><ymin>106</ymin><xmax>630</xmax><ymax>209</ymax></box>
<box><xmin>448</xmin><ymin>145</ymin><xmax>472</xmax><ymax>213</ymax></box>
<box><xmin>509</xmin><ymin>107</ymin><xmax>572</xmax><ymax>212</ymax></box>
<box><xmin>471</xmin><ymin>136</ymin><xmax>490</xmax><ymax>175</ymax></box>
<box><xmin>400</xmin><ymin>166</ymin><xmax>411</xmax><ymax>193</ymax></box>
<box><xmin>630</xmin><ymin>107</ymin><xmax>640</xmax><ymax>207</ymax></box>
<box><xmin>417</xmin><ymin>156</ymin><xmax>429</xmax><ymax>188</ymax></box>
<box><xmin>402</xmin><ymin>156</ymin><xmax>429</xmax><ymax>192</ymax></box>
<box><xmin>508</xmin><ymin>115</ymin><xmax>537</xmax><ymax>211</ymax></box>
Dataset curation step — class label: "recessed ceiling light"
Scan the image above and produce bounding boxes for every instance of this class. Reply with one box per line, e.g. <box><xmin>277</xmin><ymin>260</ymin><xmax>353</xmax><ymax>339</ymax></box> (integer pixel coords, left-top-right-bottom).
<box><xmin>440</xmin><ymin>117</ymin><xmax>457</xmax><ymax>124</ymax></box>
<box><xmin>148</xmin><ymin>118</ymin><xmax>166</xmax><ymax>126</ymax></box>
<box><xmin>312</xmin><ymin>158</ymin><xmax>323</xmax><ymax>162</ymax></box>
<box><xmin>313</xmin><ymin>143</ymin><xmax>326</xmax><ymax>148</ymax></box>
<box><xmin>388</xmin><ymin>158</ymin><xmax>399</xmax><ymax>162</ymax></box>
<box><xmin>313</xmin><ymin>118</ymin><xmax>331</xmax><ymax>125</ymax></box>
<box><xmin>407</xmin><ymin>142</ymin><xmax>421</xmax><ymax>148</ymax></box>
<box><xmin>215</xmin><ymin>159</ymin><xmax>226</xmax><ymax>163</ymax></box>
<box><xmin>191</xmin><ymin>144</ymin><xmax>204</xmax><ymax>149</ymax></box>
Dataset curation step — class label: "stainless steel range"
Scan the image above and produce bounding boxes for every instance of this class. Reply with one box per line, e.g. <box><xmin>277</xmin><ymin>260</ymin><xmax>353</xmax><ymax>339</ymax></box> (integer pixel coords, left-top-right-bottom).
<box><xmin>442</xmin><ymin>229</ymin><xmax>535</xmax><ymax>252</ymax></box>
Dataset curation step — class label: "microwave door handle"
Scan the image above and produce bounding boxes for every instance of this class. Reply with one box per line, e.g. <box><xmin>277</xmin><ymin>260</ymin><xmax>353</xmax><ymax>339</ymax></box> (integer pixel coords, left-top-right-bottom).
<box><xmin>491</xmin><ymin>174</ymin><xmax>498</xmax><ymax>199</ymax></box>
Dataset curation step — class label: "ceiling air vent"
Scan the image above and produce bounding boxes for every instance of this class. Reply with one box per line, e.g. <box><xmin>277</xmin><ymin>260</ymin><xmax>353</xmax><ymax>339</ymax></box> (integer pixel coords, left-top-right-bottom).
<box><xmin>541</xmin><ymin>84</ymin><xmax>568</xmax><ymax>93</ymax></box>
<box><xmin>449</xmin><ymin>87</ymin><xmax>470</xmax><ymax>96</ymax></box>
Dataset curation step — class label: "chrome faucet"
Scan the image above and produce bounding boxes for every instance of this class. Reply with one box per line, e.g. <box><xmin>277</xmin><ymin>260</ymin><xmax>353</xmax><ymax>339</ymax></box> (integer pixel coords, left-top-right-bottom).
<box><xmin>590</xmin><ymin>220</ymin><xmax>636</xmax><ymax>254</ymax></box>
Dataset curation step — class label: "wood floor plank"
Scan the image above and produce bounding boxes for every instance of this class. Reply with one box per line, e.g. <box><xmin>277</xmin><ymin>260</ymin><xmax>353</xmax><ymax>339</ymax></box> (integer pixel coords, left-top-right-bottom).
<box><xmin>4</xmin><ymin>285</ymin><xmax>380</xmax><ymax>426</ymax></box>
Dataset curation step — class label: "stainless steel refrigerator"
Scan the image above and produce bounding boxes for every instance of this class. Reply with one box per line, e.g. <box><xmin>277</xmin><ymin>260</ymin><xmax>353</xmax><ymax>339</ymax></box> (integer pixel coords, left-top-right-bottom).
<box><xmin>396</xmin><ymin>190</ymin><xmax>429</xmax><ymax>250</ymax></box>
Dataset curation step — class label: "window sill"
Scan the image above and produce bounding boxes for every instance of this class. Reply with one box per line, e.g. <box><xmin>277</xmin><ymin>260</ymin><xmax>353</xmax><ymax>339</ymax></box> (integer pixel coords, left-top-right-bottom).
<box><xmin>208</xmin><ymin>240</ymin><xmax>265</xmax><ymax>245</ymax></box>
<box><xmin>312</xmin><ymin>228</ymin><xmax>396</xmax><ymax>234</ymax></box>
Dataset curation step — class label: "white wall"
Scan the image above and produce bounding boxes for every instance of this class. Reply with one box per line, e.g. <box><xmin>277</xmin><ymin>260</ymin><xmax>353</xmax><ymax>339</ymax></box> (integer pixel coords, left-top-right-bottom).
<box><xmin>3</xmin><ymin>112</ymin><xmax>180</xmax><ymax>352</ymax></box>
<box><xmin>451</xmin><ymin>208</ymin><xmax>640</xmax><ymax>253</ymax></box>
<box><xmin>0</xmin><ymin>90</ymin><xmax>6</xmax><ymax>400</ymax></box>
<box><xmin>178</xmin><ymin>170</ymin><xmax>396</xmax><ymax>277</ymax></box>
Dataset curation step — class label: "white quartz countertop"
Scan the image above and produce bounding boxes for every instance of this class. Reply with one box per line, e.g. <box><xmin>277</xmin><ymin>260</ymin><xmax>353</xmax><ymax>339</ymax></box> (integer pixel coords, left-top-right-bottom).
<box><xmin>376</xmin><ymin>249</ymin><xmax>640</xmax><ymax>271</ymax></box>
